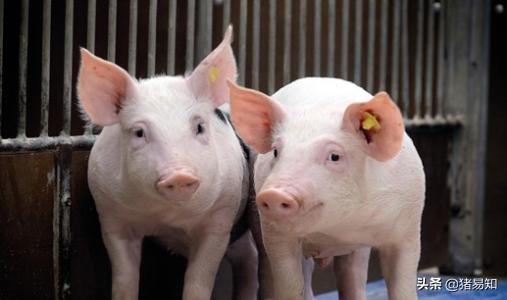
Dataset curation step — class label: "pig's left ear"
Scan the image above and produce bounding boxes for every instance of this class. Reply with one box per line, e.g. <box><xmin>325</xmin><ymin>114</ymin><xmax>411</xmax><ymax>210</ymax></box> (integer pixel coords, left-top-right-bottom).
<box><xmin>342</xmin><ymin>92</ymin><xmax>405</xmax><ymax>161</ymax></box>
<box><xmin>187</xmin><ymin>25</ymin><xmax>237</xmax><ymax>107</ymax></box>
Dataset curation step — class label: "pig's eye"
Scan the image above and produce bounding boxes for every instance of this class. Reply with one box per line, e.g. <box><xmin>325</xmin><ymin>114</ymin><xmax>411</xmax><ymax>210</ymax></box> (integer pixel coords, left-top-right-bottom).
<box><xmin>196</xmin><ymin>122</ymin><xmax>205</xmax><ymax>135</ymax></box>
<box><xmin>134</xmin><ymin>128</ymin><xmax>144</xmax><ymax>138</ymax></box>
<box><xmin>328</xmin><ymin>153</ymin><xmax>340</xmax><ymax>162</ymax></box>
<box><xmin>273</xmin><ymin>148</ymin><xmax>278</xmax><ymax>158</ymax></box>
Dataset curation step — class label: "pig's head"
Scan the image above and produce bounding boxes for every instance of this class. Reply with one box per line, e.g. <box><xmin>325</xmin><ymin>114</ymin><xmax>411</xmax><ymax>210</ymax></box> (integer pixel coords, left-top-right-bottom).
<box><xmin>77</xmin><ymin>27</ymin><xmax>237</xmax><ymax>211</ymax></box>
<box><xmin>229</xmin><ymin>83</ymin><xmax>404</xmax><ymax>233</ymax></box>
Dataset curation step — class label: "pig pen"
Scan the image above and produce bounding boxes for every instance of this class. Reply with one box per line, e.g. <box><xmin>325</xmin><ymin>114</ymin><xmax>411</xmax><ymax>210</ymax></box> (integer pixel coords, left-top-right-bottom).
<box><xmin>1</xmin><ymin>0</ymin><xmax>504</xmax><ymax>299</ymax></box>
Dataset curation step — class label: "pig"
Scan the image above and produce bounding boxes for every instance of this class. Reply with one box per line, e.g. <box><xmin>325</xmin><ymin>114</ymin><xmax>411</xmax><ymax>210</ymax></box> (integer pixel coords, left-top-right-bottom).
<box><xmin>76</xmin><ymin>27</ymin><xmax>258</xmax><ymax>300</ymax></box>
<box><xmin>228</xmin><ymin>77</ymin><xmax>425</xmax><ymax>300</ymax></box>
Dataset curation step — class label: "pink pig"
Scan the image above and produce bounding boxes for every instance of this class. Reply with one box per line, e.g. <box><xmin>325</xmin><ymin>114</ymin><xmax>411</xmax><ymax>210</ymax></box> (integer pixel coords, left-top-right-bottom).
<box><xmin>229</xmin><ymin>78</ymin><xmax>425</xmax><ymax>300</ymax></box>
<box><xmin>77</xmin><ymin>27</ymin><xmax>258</xmax><ymax>300</ymax></box>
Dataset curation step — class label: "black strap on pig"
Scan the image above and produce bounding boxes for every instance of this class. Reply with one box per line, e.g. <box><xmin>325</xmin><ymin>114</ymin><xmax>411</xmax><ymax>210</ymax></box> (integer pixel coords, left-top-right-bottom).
<box><xmin>214</xmin><ymin>108</ymin><xmax>251</xmax><ymax>244</ymax></box>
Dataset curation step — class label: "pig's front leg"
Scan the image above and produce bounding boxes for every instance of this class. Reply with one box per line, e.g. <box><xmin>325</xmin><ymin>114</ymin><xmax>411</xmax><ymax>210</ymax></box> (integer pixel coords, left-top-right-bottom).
<box><xmin>333</xmin><ymin>247</ymin><xmax>370</xmax><ymax>300</ymax></box>
<box><xmin>264</xmin><ymin>235</ymin><xmax>305</xmax><ymax>300</ymax></box>
<box><xmin>378</xmin><ymin>235</ymin><xmax>420</xmax><ymax>300</ymax></box>
<box><xmin>101</xmin><ymin>231</ymin><xmax>142</xmax><ymax>300</ymax></box>
<box><xmin>183</xmin><ymin>228</ymin><xmax>231</xmax><ymax>300</ymax></box>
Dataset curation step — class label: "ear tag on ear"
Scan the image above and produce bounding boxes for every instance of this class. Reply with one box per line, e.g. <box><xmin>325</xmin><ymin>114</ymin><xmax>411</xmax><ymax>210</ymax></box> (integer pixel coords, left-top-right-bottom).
<box><xmin>361</xmin><ymin>111</ymin><xmax>381</xmax><ymax>131</ymax></box>
<box><xmin>208</xmin><ymin>66</ymin><xmax>220</xmax><ymax>83</ymax></box>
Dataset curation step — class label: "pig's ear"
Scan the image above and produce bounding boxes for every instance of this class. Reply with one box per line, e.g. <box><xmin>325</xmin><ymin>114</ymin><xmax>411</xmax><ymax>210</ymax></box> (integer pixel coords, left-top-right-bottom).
<box><xmin>342</xmin><ymin>92</ymin><xmax>405</xmax><ymax>161</ymax></box>
<box><xmin>77</xmin><ymin>48</ymin><xmax>137</xmax><ymax>126</ymax></box>
<box><xmin>187</xmin><ymin>25</ymin><xmax>237</xmax><ymax>107</ymax></box>
<box><xmin>228</xmin><ymin>81</ymin><xmax>286</xmax><ymax>154</ymax></box>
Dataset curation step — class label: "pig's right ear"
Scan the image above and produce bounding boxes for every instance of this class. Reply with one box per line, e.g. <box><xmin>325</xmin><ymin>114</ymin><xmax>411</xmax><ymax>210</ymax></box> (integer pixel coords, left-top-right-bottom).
<box><xmin>77</xmin><ymin>48</ymin><xmax>137</xmax><ymax>126</ymax></box>
<box><xmin>228</xmin><ymin>81</ymin><xmax>286</xmax><ymax>154</ymax></box>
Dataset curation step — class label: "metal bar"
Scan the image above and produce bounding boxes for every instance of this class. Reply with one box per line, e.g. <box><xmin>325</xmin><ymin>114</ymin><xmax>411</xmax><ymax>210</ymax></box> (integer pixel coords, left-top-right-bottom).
<box><xmin>62</xmin><ymin>0</ymin><xmax>73</xmax><ymax>135</ymax></box>
<box><xmin>390</xmin><ymin>0</ymin><xmax>400</xmax><ymax>102</ymax></box>
<box><xmin>298</xmin><ymin>0</ymin><xmax>307</xmax><ymax>78</ymax></box>
<box><xmin>413</xmin><ymin>0</ymin><xmax>424</xmax><ymax>118</ymax></box>
<box><xmin>268</xmin><ymin>0</ymin><xmax>276</xmax><ymax>94</ymax></box>
<box><xmin>313</xmin><ymin>0</ymin><xmax>322</xmax><ymax>76</ymax></box>
<box><xmin>167</xmin><ymin>0</ymin><xmax>176</xmax><ymax>75</ymax></box>
<box><xmin>424</xmin><ymin>0</ymin><xmax>435</xmax><ymax>117</ymax></box>
<box><xmin>340</xmin><ymin>0</ymin><xmax>349</xmax><ymax>79</ymax></box>
<box><xmin>366</xmin><ymin>0</ymin><xmax>375</xmax><ymax>91</ymax></box>
<box><xmin>353</xmin><ymin>0</ymin><xmax>363</xmax><ymax>85</ymax></box>
<box><xmin>108</xmin><ymin>0</ymin><xmax>117</xmax><ymax>62</ymax></box>
<box><xmin>252</xmin><ymin>0</ymin><xmax>260</xmax><ymax>89</ymax></box>
<box><xmin>18</xmin><ymin>0</ymin><xmax>29</xmax><ymax>137</ymax></box>
<box><xmin>87</xmin><ymin>0</ymin><xmax>96</xmax><ymax>52</ymax></box>
<box><xmin>327</xmin><ymin>0</ymin><xmax>336</xmax><ymax>77</ymax></box>
<box><xmin>378</xmin><ymin>0</ymin><xmax>388</xmax><ymax>91</ymax></box>
<box><xmin>185</xmin><ymin>0</ymin><xmax>195</xmax><ymax>71</ymax></box>
<box><xmin>128</xmin><ymin>0</ymin><xmax>137</xmax><ymax>76</ymax></box>
<box><xmin>41</xmin><ymin>0</ymin><xmax>51</xmax><ymax>136</ymax></box>
<box><xmin>400</xmin><ymin>0</ymin><xmax>409</xmax><ymax>117</ymax></box>
<box><xmin>283</xmin><ymin>0</ymin><xmax>292</xmax><ymax>85</ymax></box>
<box><xmin>435</xmin><ymin>1</ymin><xmax>446</xmax><ymax>118</ymax></box>
<box><xmin>238</xmin><ymin>0</ymin><xmax>247</xmax><ymax>85</ymax></box>
<box><xmin>147</xmin><ymin>0</ymin><xmax>157</xmax><ymax>77</ymax></box>
<box><xmin>222</xmin><ymin>0</ymin><xmax>231</xmax><ymax>33</ymax></box>
<box><xmin>0</xmin><ymin>135</ymin><xmax>96</xmax><ymax>151</ymax></box>
<box><xmin>0</xmin><ymin>0</ymin><xmax>4</xmax><ymax>138</ymax></box>
<box><xmin>197</xmin><ymin>0</ymin><xmax>211</xmax><ymax>62</ymax></box>
<box><xmin>54</xmin><ymin>144</ymin><xmax>72</xmax><ymax>299</ymax></box>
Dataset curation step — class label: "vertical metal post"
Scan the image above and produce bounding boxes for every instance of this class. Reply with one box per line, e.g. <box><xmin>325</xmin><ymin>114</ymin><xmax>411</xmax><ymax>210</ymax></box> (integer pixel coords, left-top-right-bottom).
<box><xmin>366</xmin><ymin>0</ymin><xmax>375</xmax><ymax>92</ymax></box>
<box><xmin>413</xmin><ymin>0</ymin><xmax>424</xmax><ymax>119</ymax></box>
<box><xmin>147</xmin><ymin>0</ymin><xmax>157</xmax><ymax>77</ymax></box>
<box><xmin>446</xmin><ymin>0</ymin><xmax>491</xmax><ymax>275</ymax></box>
<box><xmin>252</xmin><ymin>0</ymin><xmax>260</xmax><ymax>89</ymax></box>
<box><xmin>167</xmin><ymin>0</ymin><xmax>177</xmax><ymax>75</ymax></box>
<box><xmin>238</xmin><ymin>0</ymin><xmax>247</xmax><ymax>85</ymax></box>
<box><xmin>196</xmin><ymin>0</ymin><xmax>212</xmax><ymax>63</ymax></box>
<box><xmin>62</xmin><ymin>0</ymin><xmax>73</xmax><ymax>135</ymax></box>
<box><xmin>435</xmin><ymin>1</ymin><xmax>446</xmax><ymax>118</ymax></box>
<box><xmin>283</xmin><ymin>0</ymin><xmax>291</xmax><ymax>85</ymax></box>
<box><xmin>108</xmin><ymin>0</ymin><xmax>117</xmax><ymax>62</ymax></box>
<box><xmin>0</xmin><ymin>0</ymin><xmax>3</xmax><ymax>138</ymax></box>
<box><xmin>268</xmin><ymin>0</ymin><xmax>276</xmax><ymax>94</ymax></box>
<box><xmin>378</xmin><ymin>0</ymin><xmax>388</xmax><ymax>91</ymax></box>
<box><xmin>185</xmin><ymin>0</ymin><xmax>195</xmax><ymax>72</ymax></box>
<box><xmin>313</xmin><ymin>0</ymin><xmax>321</xmax><ymax>76</ymax></box>
<box><xmin>424</xmin><ymin>0</ymin><xmax>435</xmax><ymax>118</ymax></box>
<box><xmin>390</xmin><ymin>0</ymin><xmax>400</xmax><ymax>103</ymax></box>
<box><xmin>41</xmin><ymin>0</ymin><xmax>51</xmax><ymax>136</ymax></box>
<box><xmin>128</xmin><ymin>0</ymin><xmax>137</xmax><ymax>76</ymax></box>
<box><xmin>353</xmin><ymin>0</ymin><xmax>363</xmax><ymax>85</ymax></box>
<box><xmin>18</xmin><ymin>0</ymin><xmax>29</xmax><ymax>137</ymax></box>
<box><xmin>222</xmin><ymin>0</ymin><xmax>231</xmax><ymax>33</ymax></box>
<box><xmin>87</xmin><ymin>0</ymin><xmax>96</xmax><ymax>53</ymax></box>
<box><xmin>340</xmin><ymin>0</ymin><xmax>349</xmax><ymax>79</ymax></box>
<box><xmin>400</xmin><ymin>0</ymin><xmax>409</xmax><ymax>117</ymax></box>
<box><xmin>298</xmin><ymin>0</ymin><xmax>307</xmax><ymax>78</ymax></box>
<box><xmin>327</xmin><ymin>0</ymin><xmax>336</xmax><ymax>77</ymax></box>
<box><xmin>53</xmin><ymin>144</ymin><xmax>72</xmax><ymax>299</ymax></box>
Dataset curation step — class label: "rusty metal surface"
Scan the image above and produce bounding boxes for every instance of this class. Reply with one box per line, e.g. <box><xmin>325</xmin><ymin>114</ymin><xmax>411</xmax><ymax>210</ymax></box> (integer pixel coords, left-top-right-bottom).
<box><xmin>0</xmin><ymin>152</ymin><xmax>55</xmax><ymax>300</ymax></box>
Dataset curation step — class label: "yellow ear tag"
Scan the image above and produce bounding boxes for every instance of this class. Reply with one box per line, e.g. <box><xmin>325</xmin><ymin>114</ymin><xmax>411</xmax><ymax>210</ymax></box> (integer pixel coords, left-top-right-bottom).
<box><xmin>361</xmin><ymin>111</ymin><xmax>381</xmax><ymax>131</ymax></box>
<box><xmin>209</xmin><ymin>66</ymin><xmax>220</xmax><ymax>83</ymax></box>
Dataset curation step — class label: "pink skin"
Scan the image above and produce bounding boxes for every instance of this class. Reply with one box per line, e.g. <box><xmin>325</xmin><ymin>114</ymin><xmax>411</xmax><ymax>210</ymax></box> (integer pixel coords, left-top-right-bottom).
<box><xmin>229</xmin><ymin>78</ymin><xmax>425</xmax><ymax>300</ymax></box>
<box><xmin>78</xmin><ymin>26</ymin><xmax>259</xmax><ymax>300</ymax></box>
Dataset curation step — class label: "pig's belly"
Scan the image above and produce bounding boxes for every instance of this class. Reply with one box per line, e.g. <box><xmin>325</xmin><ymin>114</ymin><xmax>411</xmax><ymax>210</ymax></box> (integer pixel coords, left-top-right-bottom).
<box><xmin>302</xmin><ymin>233</ymin><xmax>363</xmax><ymax>258</ymax></box>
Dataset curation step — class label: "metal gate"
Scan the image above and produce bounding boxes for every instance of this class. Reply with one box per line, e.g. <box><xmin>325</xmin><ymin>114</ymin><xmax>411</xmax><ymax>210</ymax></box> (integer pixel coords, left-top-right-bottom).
<box><xmin>0</xmin><ymin>0</ymin><xmax>491</xmax><ymax>299</ymax></box>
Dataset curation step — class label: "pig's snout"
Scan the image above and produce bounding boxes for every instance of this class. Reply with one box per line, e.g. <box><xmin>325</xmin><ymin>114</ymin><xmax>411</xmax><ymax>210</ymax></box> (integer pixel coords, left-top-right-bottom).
<box><xmin>157</xmin><ymin>171</ymin><xmax>200</xmax><ymax>199</ymax></box>
<box><xmin>256</xmin><ymin>188</ymin><xmax>300</xmax><ymax>220</ymax></box>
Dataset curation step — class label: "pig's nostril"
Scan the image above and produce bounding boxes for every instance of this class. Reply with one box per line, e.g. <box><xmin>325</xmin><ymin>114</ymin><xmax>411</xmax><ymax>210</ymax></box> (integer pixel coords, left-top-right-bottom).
<box><xmin>281</xmin><ymin>202</ymin><xmax>290</xmax><ymax>209</ymax></box>
<box><xmin>167</xmin><ymin>184</ymin><xmax>174</xmax><ymax>189</ymax></box>
<box><xmin>261</xmin><ymin>202</ymin><xmax>269</xmax><ymax>209</ymax></box>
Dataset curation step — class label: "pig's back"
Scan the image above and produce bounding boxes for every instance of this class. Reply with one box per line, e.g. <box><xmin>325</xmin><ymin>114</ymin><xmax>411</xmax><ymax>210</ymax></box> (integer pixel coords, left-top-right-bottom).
<box><xmin>271</xmin><ymin>77</ymin><xmax>372</xmax><ymax>108</ymax></box>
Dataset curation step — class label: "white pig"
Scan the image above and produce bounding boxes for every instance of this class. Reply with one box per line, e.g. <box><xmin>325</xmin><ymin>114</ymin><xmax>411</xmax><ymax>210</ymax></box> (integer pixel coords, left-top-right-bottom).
<box><xmin>77</xmin><ymin>27</ymin><xmax>258</xmax><ymax>300</ymax></box>
<box><xmin>228</xmin><ymin>78</ymin><xmax>425</xmax><ymax>300</ymax></box>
